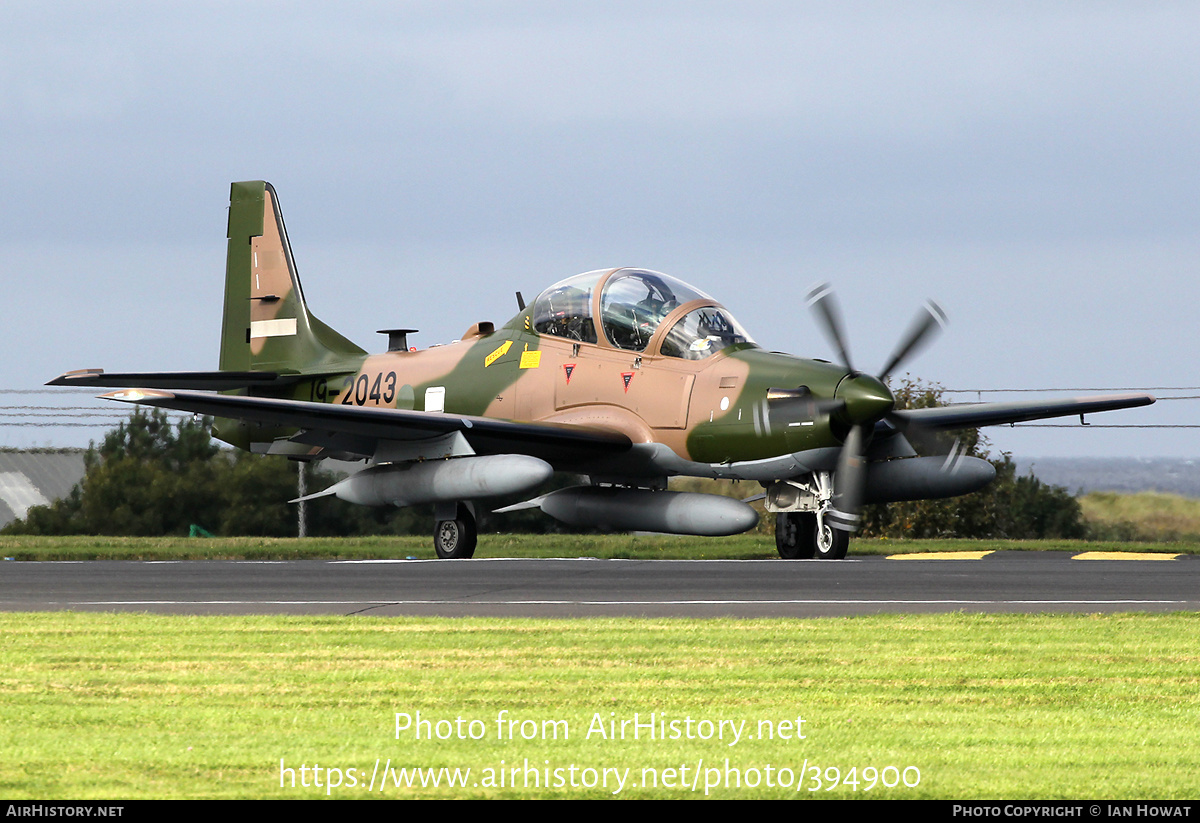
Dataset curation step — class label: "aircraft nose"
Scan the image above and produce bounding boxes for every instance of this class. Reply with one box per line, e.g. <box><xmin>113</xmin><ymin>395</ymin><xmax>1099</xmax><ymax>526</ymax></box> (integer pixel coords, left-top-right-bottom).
<box><xmin>837</xmin><ymin>373</ymin><xmax>895</xmax><ymax>425</ymax></box>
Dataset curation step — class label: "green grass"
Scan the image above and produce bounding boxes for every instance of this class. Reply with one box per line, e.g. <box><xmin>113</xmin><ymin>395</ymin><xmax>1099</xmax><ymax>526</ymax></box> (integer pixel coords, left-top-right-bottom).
<box><xmin>1081</xmin><ymin>491</ymin><xmax>1200</xmax><ymax>542</ymax></box>
<box><xmin>2</xmin><ymin>533</ymin><xmax>1198</xmax><ymax>561</ymax></box>
<box><xmin>1</xmin><ymin>612</ymin><xmax>1198</xmax><ymax>798</ymax></box>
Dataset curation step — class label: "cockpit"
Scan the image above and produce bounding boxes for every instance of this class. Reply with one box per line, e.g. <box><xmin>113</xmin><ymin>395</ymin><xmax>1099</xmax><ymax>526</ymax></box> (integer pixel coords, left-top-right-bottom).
<box><xmin>529</xmin><ymin>268</ymin><xmax>755</xmax><ymax>360</ymax></box>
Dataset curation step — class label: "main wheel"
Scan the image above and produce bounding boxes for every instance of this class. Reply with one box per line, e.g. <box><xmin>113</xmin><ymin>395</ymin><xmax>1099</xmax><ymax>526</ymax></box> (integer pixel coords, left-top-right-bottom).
<box><xmin>775</xmin><ymin>512</ymin><xmax>815</xmax><ymax>559</ymax></box>
<box><xmin>775</xmin><ymin>512</ymin><xmax>849</xmax><ymax>560</ymax></box>
<box><xmin>434</xmin><ymin>503</ymin><xmax>477</xmax><ymax>559</ymax></box>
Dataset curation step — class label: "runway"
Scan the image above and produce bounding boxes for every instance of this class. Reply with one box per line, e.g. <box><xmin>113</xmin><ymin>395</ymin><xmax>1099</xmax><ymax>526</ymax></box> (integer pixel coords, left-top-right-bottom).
<box><xmin>1</xmin><ymin>552</ymin><xmax>1197</xmax><ymax>617</ymax></box>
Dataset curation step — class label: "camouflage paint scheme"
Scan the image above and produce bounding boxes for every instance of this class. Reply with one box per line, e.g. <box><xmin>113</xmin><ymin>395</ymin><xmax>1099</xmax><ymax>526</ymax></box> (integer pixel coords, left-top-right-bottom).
<box><xmin>50</xmin><ymin>181</ymin><xmax>1155</xmax><ymax>558</ymax></box>
<box><xmin>207</xmin><ymin>182</ymin><xmax>847</xmax><ymax>470</ymax></box>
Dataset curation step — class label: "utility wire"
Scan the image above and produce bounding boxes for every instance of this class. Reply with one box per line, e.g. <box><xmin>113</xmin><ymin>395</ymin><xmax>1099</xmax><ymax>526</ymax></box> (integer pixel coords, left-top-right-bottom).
<box><xmin>1008</xmin><ymin>424</ymin><xmax>1200</xmax><ymax>429</ymax></box>
<box><xmin>0</xmin><ymin>422</ymin><xmax>144</xmax><ymax>428</ymax></box>
<box><xmin>4</xmin><ymin>388</ymin><xmax>1200</xmax><ymax>433</ymax></box>
<box><xmin>944</xmin><ymin>386</ymin><xmax>1200</xmax><ymax>393</ymax></box>
<box><xmin>0</xmin><ymin>405</ymin><xmax>145</xmax><ymax>411</ymax></box>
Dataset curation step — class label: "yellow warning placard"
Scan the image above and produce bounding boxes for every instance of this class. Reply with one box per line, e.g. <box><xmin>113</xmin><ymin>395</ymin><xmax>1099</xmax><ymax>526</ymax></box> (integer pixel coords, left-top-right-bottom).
<box><xmin>484</xmin><ymin>340</ymin><xmax>512</xmax><ymax>367</ymax></box>
<box><xmin>519</xmin><ymin>350</ymin><xmax>542</xmax><ymax>369</ymax></box>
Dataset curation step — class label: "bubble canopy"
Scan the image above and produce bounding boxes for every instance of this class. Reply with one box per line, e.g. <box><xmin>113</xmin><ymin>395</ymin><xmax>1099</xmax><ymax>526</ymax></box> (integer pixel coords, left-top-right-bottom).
<box><xmin>530</xmin><ymin>268</ymin><xmax>755</xmax><ymax>359</ymax></box>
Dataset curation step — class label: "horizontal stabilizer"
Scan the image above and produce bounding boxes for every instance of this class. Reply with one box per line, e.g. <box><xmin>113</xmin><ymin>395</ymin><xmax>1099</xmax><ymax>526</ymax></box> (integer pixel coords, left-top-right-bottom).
<box><xmin>48</xmin><ymin>369</ymin><xmax>290</xmax><ymax>390</ymax></box>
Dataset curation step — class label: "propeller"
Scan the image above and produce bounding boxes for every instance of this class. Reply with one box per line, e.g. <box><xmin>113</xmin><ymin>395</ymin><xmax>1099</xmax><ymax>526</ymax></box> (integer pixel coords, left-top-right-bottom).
<box><xmin>804</xmin><ymin>283</ymin><xmax>947</xmax><ymax>531</ymax></box>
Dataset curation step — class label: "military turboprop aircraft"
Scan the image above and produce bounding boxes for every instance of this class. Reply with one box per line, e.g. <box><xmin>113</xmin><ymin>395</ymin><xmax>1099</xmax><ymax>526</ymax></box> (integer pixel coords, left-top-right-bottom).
<box><xmin>51</xmin><ymin>181</ymin><xmax>1154</xmax><ymax>559</ymax></box>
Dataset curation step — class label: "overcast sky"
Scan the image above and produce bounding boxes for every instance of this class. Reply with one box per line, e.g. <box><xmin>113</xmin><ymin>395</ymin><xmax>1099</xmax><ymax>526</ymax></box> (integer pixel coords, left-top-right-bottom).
<box><xmin>3</xmin><ymin>1</ymin><xmax>1197</xmax><ymax>457</ymax></box>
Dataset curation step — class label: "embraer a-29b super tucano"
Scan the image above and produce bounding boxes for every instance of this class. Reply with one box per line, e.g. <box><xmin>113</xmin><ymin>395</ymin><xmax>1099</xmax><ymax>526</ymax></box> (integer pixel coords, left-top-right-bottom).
<box><xmin>51</xmin><ymin>181</ymin><xmax>1154</xmax><ymax>559</ymax></box>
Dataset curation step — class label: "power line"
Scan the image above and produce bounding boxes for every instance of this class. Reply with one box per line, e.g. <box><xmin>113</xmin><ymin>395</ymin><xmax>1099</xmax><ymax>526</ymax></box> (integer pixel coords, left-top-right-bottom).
<box><xmin>0</xmin><ymin>424</ymin><xmax>144</xmax><ymax>431</ymax></box>
<box><xmin>14</xmin><ymin>384</ymin><xmax>1200</xmax><ymax>394</ymax></box>
<box><xmin>1008</xmin><ymin>424</ymin><xmax>1200</xmax><ymax>429</ymax></box>
<box><xmin>0</xmin><ymin>415</ymin><xmax>187</xmax><ymax>422</ymax></box>
<box><xmin>0</xmin><ymin>405</ymin><xmax>136</xmax><ymax>411</ymax></box>
<box><xmin>945</xmin><ymin>386</ymin><xmax>1200</xmax><ymax>394</ymax></box>
<box><xmin>4</xmin><ymin>389</ymin><xmax>1200</xmax><ymax>437</ymax></box>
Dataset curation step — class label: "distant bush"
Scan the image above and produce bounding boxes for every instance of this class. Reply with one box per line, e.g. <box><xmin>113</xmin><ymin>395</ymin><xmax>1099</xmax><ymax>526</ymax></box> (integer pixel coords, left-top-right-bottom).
<box><xmin>2</xmin><ymin>408</ymin><xmax>579</xmax><ymax>537</ymax></box>
<box><xmin>2</xmin><ymin>409</ymin><xmax>413</xmax><ymax>537</ymax></box>
<box><xmin>1079</xmin><ymin>491</ymin><xmax>1200</xmax><ymax>542</ymax></box>
<box><xmin>857</xmin><ymin>379</ymin><xmax>1087</xmax><ymax>540</ymax></box>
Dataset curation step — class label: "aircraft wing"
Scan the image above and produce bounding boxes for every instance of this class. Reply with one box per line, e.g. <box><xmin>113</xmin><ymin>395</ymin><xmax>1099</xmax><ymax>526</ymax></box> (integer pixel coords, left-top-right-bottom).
<box><xmin>99</xmin><ymin>389</ymin><xmax>632</xmax><ymax>464</ymax></box>
<box><xmin>891</xmin><ymin>393</ymin><xmax>1155</xmax><ymax>431</ymax></box>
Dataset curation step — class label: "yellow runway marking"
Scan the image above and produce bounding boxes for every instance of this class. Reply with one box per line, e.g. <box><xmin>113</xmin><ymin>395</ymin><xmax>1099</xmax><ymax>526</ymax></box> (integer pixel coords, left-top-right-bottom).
<box><xmin>1072</xmin><ymin>552</ymin><xmax>1181</xmax><ymax>561</ymax></box>
<box><xmin>888</xmin><ymin>551</ymin><xmax>995</xmax><ymax>560</ymax></box>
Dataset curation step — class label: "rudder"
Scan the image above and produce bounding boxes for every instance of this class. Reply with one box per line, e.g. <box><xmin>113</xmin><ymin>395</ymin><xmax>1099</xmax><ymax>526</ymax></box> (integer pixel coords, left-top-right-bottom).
<box><xmin>220</xmin><ymin>181</ymin><xmax>365</xmax><ymax>374</ymax></box>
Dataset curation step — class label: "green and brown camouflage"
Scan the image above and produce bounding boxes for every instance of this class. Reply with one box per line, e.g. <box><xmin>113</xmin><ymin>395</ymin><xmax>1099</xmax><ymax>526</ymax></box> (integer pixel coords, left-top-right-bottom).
<box><xmin>49</xmin><ymin>180</ymin><xmax>1156</xmax><ymax>559</ymax></box>
<box><xmin>220</xmin><ymin>182</ymin><xmax>366</xmax><ymax>375</ymax></box>
<box><xmin>209</xmin><ymin>182</ymin><xmax>838</xmax><ymax>464</ymax></box>
<box><xmin>211</xmin><ymin>184</ymin><xmax>847</xmax><ymax>465</ymax></box>
<box><xmin>214</xmin><ymin>182</ymin><xmax>368</xmax><ymax>452</ymax></box>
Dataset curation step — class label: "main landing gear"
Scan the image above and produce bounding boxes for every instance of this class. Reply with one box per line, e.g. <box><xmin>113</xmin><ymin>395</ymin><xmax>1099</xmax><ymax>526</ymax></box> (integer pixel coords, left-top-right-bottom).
<box><xmin>434</xmin><ymin>502</ymin><xmax>477</xmax><ymax>559</ymax></box>
<box><xmin>774</xmin><ymin>512</ymin><xmax>848</xmax><ymax>560</ymax></box>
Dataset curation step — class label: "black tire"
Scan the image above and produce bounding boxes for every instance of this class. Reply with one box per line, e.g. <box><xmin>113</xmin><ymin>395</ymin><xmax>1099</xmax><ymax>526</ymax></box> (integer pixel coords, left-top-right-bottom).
<box><xmin>434</xmin><ymin>503</ymin><xmax>477</xmax><ymax>559</ymax></box>
<box><xmin>775</xmin><ymin>512</ymin><xmax>815</xmax><ymax>559</ymax></box>
<box><xmin>775</xmin><ymin>512</ymin><xmax>849</xmax><ymax>560</ymax></box>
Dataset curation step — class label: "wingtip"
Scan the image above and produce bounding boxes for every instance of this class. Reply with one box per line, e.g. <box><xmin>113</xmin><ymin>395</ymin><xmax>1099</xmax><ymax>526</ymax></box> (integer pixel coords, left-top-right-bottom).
<box><xmin>1099</xmin><ymin>392</ymin><xmax>1156</xmax><ymax>408</ymax></box>
<box><xmin>46</xmin><ymin>369</ymin><xmax>104</xmax><ymax>386</ymax></box>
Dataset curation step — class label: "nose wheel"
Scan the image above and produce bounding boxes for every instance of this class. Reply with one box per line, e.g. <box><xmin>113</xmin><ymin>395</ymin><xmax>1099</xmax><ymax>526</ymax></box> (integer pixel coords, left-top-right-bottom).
<box><xmin>775</xmin><ymin>512</ymin><xmax>848</xmax><ymax>560</ymax></box>
<box><xmin>434</xmin><ymin>502</ymin><xmax>477</xmax><ymax>559</ymax></box>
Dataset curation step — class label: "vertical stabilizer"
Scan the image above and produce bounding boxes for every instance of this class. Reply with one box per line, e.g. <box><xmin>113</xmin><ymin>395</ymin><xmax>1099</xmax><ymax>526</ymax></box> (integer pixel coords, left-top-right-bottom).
<box><xmin>220</xmin><ymin>181</ymin><xmax>365</xmax><ymax>374</ymax></box>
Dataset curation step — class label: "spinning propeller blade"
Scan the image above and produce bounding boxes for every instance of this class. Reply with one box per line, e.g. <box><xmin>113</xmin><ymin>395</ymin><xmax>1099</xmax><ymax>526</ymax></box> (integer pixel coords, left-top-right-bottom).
<box><xmin>879</xmin><ymin>300</ymin><xmax>947</xmax><ymax>381</ymax></box>
<box><xmin>806</xmin><ymin>284</ymin><xmax>951</xmax><ymax>532</ymax></box>
<box><xmin>805</xmin><ymin>283</ymin><xmax>855</xmax><ymax>374</ymax></box>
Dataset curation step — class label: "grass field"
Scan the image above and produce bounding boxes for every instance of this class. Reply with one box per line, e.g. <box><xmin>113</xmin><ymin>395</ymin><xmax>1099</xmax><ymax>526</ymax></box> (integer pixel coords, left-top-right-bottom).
<box><xmin>2</xmin><ymin>533</ymin><xmax>1198</xmax><ymax>560</ymax></box>
<box><xmin>1081</xmin><ymin>491</ymin><xmax>1200</xmax><ymax>543</ymax></box>
<box><xmin>1</xmin><ymin>611</ymin><xmax>1198</xmax><ymax>799</ymax></box>
<box><xmin>3</xmin><ymin>530</ymin><xmax>1198</xmax><ymax>799</ymax></box>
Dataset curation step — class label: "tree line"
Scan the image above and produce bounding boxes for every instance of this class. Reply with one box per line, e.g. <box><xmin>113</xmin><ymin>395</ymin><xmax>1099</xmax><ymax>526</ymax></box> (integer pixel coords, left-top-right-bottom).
<box><xmin>857</xmin><ymin>379</ymin><xmax>1086</xmax><ymax>539</ymax></box>
<box><xmin>2</xmin><ymin>408</ymin><xmax>555</xmax><ymax>537</ymax></box>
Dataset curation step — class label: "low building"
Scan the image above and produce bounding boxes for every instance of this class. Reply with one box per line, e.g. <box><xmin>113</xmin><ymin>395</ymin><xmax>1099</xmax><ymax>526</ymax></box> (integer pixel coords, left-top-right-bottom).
<box><xmin>0</xmin><ymin>450</ymin><xmax>86</xmax><ymax>530</ymax></box>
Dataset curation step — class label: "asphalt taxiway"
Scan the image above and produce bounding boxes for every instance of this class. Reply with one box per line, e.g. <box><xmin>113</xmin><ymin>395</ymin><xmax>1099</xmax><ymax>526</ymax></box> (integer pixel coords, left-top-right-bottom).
<box><xmin>1</xmin><ymin>552</ymin><xmax>1197</xmax><ymax>617</ymax></box>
